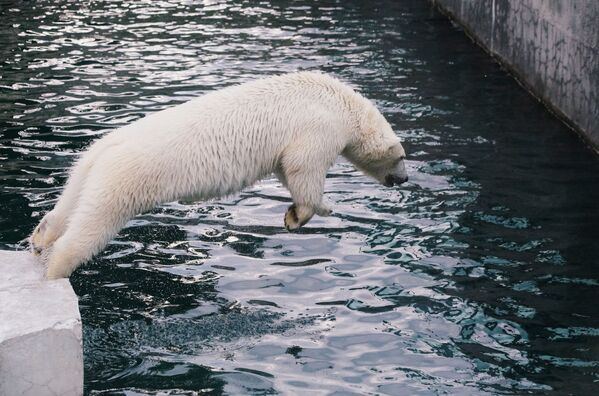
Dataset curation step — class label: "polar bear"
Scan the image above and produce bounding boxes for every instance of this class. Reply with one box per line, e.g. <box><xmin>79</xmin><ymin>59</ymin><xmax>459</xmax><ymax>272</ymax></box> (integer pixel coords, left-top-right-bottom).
<box><xmin>30</xmin><ymin>71</ymin><xmax>408</xmax><ymax>279</ymax></box>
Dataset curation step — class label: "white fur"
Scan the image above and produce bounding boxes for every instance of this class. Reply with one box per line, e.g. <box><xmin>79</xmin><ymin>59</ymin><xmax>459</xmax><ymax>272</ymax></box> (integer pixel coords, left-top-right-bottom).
<box><xmin>30</xmin><ymin>71</ymin><xmax>407</xmax><ymax>278</ymax></box>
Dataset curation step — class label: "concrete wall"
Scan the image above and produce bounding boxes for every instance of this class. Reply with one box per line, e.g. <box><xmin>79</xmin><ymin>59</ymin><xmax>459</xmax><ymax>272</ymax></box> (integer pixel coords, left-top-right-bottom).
<box><xmin>432</xmin><ymin>0</ymin><xmax>599</xmax><ymax>151</ymax></box>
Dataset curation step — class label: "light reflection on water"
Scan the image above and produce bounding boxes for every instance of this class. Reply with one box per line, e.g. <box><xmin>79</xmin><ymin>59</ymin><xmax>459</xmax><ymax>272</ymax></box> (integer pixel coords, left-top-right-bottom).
<box><xmin>1</xmin><ymin>0</ymin><xmax>598</xmax><ymax>394</ymax></box>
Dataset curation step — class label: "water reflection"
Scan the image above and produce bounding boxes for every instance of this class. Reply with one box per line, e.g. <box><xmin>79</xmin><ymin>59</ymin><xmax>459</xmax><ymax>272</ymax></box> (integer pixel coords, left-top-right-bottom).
<box><xmin>1</xmin><ymin>0</ymin><xmax>598</xmax><ymax>394</ymax></box>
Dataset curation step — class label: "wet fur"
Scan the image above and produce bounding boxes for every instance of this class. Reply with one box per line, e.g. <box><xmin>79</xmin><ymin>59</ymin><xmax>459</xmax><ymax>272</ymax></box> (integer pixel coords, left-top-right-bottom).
<box><xmin>30</xmin><ymin>71</ymin><xmax>406</xmax><ymax>278</ymax></box>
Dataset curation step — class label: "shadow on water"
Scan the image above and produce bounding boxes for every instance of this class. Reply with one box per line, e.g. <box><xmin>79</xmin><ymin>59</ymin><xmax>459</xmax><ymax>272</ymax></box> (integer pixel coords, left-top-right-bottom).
<box><xmin>1</xmin><ymin>0</ymin><xmax>598</xmax><ymax>394</ymax></box>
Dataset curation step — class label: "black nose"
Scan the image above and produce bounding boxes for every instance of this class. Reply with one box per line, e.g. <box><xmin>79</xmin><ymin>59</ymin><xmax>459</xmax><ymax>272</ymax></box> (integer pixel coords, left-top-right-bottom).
<box><xmin>384</xmin><ymin>175</ymin><xmax>408</xmax><ymax>187</ymax></box>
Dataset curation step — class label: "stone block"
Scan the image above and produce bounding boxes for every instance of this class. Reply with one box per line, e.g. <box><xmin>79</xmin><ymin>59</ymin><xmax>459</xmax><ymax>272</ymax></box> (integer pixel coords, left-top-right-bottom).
<box><xmin>0</xmin><ymin>250</ymin><xmax>83</xmax><ymax>396</ymax></box>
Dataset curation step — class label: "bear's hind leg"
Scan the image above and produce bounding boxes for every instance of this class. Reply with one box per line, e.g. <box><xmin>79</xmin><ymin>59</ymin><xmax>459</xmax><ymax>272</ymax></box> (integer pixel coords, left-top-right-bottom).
<box><xmin>45</xmin><ymin>201</ymin><xmax>133</xmax><ymax>279</ymax></box>
<box><xmin>44</xmin><ymin>177</ymin><xmax>148</xmax><ymax>278</ymax></box>
<box><xmin>30</xmin><ymin>165</ymin><xmax>90</xmax><ymax>255</ymax></box>
<box><xmin>30</xmin><ymin>141</ymin><xmax>113</xmax><ymax>255</ymax></box>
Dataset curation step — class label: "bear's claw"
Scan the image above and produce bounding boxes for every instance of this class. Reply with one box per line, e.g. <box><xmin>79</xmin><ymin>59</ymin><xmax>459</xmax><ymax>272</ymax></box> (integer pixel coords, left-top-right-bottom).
<box><xmin>284</xmin><ymin>204</ymin><xmax>297</xmax><ymax>231</ymax></box>
<box><xmin>284</xmin><ymin>204</ymin><xmax>305</xmax><ymax>231</ymax></box>
<box><xmin>30</xmin><ymin>220</ymin><xmax>47</xmax><ymax>255</ymax></box>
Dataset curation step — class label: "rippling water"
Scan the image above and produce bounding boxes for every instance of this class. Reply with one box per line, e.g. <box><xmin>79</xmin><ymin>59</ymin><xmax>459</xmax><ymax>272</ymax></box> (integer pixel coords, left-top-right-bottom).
<box><xmin>1</xmin><ymin>0</ymin><xmax>599</xmax><ymax>394</ymax></box>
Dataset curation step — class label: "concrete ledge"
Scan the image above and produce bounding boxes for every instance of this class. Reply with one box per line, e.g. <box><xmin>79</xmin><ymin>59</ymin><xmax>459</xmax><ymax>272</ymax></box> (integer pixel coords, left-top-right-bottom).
<box><xmin>432</xmin><ymin>0</ymin><xmax>599</xmax><ymax>152</ymax></box>
<box><xmin>0</xmin><ymin>250</ymin><xmax>83</xmax><ymax>396</ymax></box>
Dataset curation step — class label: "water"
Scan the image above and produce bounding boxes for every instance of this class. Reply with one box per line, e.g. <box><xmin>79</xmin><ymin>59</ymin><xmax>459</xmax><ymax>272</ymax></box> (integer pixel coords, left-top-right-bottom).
<box><xmin>1</xmin><ymin>0</ymin><xmax>598</xmax><ymax>394</ymax></box>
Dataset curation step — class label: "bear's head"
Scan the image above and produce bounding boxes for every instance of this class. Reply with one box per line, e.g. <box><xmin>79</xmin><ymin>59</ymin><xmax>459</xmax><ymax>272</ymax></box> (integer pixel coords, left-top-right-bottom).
<box><xmin>343</xmin><ymin>104</ymin><xmax>408</xmax><ymax>187</ymax></box>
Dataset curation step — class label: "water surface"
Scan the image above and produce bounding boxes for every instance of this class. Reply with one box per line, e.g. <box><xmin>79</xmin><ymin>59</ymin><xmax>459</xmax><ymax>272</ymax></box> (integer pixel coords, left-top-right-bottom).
<box><xmin>1</xmin><ymin>0</ymin><xmax>598</xmax><ymax>394</ymax></box>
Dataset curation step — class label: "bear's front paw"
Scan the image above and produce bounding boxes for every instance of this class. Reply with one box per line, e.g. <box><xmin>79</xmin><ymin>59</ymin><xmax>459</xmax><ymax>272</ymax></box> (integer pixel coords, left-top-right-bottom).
<box><xmin>284</xmin><ymin>204</ymin><xmax>313</xmax><ymax>231</ymax></box>
<box><xmin>284</xmin><ymin>204</ymin><xmax>301</xmax><ymax>231</ymax></box>
<box><xmin>315</xmin><ymin>203</ymin><xmax>332</xmax><ymax>217</ymax></box>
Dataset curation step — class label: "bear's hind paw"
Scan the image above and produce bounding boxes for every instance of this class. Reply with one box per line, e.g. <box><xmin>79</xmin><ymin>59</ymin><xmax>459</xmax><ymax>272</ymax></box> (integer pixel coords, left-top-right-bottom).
<box><xmin>30</xmin><ymin>220</ymin><xmax>48</xmax><ymax>256</ymax></box>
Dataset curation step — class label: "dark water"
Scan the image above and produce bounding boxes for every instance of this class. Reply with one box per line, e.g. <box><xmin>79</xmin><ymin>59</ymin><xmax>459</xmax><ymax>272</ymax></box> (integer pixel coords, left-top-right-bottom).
<box><xmin>1</xmin><ymin>0</ymin><xmax>599</xmax><ymax>394</ymax></box>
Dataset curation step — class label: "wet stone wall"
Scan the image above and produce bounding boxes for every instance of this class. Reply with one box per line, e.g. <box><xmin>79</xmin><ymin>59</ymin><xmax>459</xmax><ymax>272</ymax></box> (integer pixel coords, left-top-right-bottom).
<box><xmin>432</xmin><ymin>0</ymin><xmax>599</xmax><ymax>150</ymax></box>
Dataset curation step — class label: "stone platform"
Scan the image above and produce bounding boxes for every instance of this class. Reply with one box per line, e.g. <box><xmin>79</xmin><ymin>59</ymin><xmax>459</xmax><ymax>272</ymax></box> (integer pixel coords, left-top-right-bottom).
<box><xmin>0</xmin><ymin>250</ymin><xmax>83</xmax><ymax>396</ymax></box>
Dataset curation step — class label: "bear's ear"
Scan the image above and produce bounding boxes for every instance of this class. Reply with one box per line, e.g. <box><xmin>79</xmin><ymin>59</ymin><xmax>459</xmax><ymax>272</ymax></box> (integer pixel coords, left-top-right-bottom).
<box><xmin>359</xmin><ymin>106</ymin><xmax>382</xmax><ymax>132</ymax></box>
<box><xmin>387</xmin><ymin>142</ymin><xmax>404</xmax><ymax>157</ymax></box>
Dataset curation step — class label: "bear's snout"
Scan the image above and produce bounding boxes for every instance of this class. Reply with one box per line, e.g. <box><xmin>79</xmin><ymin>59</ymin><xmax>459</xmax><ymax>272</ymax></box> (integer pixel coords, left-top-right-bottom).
<box><xmin>384</xmin><ymin>174</ymin><xmax>408</xmax><ymax>187</ymax></box>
